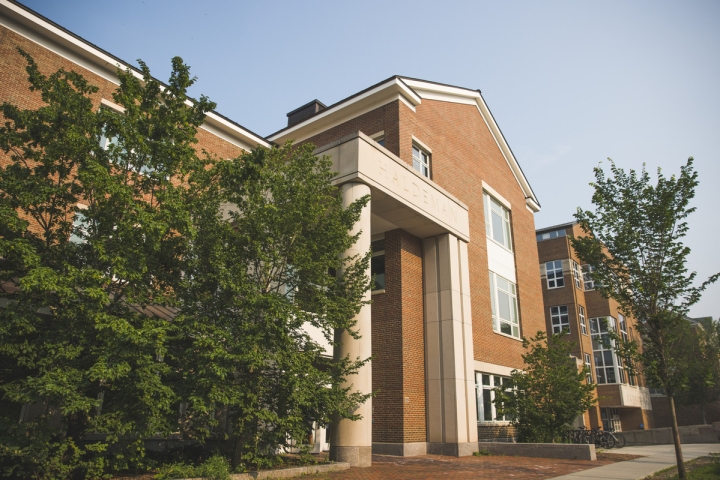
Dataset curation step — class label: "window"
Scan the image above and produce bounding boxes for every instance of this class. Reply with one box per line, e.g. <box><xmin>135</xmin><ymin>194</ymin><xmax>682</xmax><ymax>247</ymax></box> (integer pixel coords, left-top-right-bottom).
<box><xmin>489</xmin><ymin>272</ymin><xmax>519</xmax><ymax>338</ymax></box>
<box><xmin>69</xmin><ymin>207</ymin><xmax>89</xmax><ymax>244</ymax></box>
<box><xmin>371</xmin><ymin>239</ymin><xmax>385</xmax><ymax>291</ymax></box>
<box><xmin>370</xmin><ymin>131</ymin><xmax>385</xmax><ymax>147</ymax></box>
<box><xmin>572</xmin><ymin>260</ymin><xmax>583</xmax><ymax>289</ymax></box>
<box><xmin>578</xmin><ymin>305</ymin><xmax>588</xmax><ymax>335</ymax></box>
<box><xmin>584</xmin><ymin>354</ymin><xmax>593</xmax><ymax>384</ymax></box>
<box><xmin>649</xmin><ymin>387</ymin><xmax>666</xmax><ymax>396</ymax></box>
<box><xmin>545</xmin><ymin>260</ymin><xmax>564</xmax><ymax>289</ymax></box>
<box><xmin>101</xmin><ymin>121</ymin><xmax>155</xmax><ymax>175</ymax></box>
<box><xmin>618</xmin><ymin>314</ymin><xmax>636</xmax><ymax>385</ymax></box>
<box><xmin>476</xmin><ymin>373</ymin><xmax>513</xmax><ymax>422</ymax></box>
<box><xmin>550</xmin><ymin>306</ymin><xmax>570</xmax><ymax>334</ymax></box>
<box><xmin>483</xmin><ymin>193</ymin><xmax>512</xmax><ymax>250</ymax></box>
<box><xmin>412</xmin><ymin>144</ymin><xmax>430</xmax><ymax>178</ymax></box>
<box><xmin>536</xmin><ymin>228</ymin><xmax>566</xmax><ymax>241</ymax></box>
<box><xmin>582</xmin><ymin>264</ymin><xmax>599</xmax><ymax>291</ymax></box>
<box><xmin>590</xmin><ymin>317</ymin><xmax>621</xmax><ymax>384</ymax></box>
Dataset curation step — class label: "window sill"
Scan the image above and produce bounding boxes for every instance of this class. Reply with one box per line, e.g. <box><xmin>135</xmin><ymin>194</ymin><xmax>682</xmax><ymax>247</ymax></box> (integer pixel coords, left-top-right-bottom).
<box><xmin>546</xmin><ymin>285</ymin><xmax>565</xmax><ymax>290</ymax></box>
<box><xmin>371</xmin><ymin>289</ymin><xmax>385</xmax><ymax>296</ymax></box>
<box><xmin>493</xmin><ymin>330</ymin><xmax>522</xmax><ymax>342</ymax></box>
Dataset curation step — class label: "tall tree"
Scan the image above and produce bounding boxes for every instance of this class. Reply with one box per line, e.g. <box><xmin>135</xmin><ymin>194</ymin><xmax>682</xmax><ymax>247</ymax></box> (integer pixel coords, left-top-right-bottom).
<box><xmin>495</xmin><ymin>331</ymin><xmax>597</xmax><ymax>443</ymax></box>
<box><xmin>571</xmin><ymin>159</ymin><xmax>719</xmax><ymax>479</ymax></box>
<box><xmin>0</xmin><ymin>49</ymin><xmax>211</xmax><ymax>478</ymax></box>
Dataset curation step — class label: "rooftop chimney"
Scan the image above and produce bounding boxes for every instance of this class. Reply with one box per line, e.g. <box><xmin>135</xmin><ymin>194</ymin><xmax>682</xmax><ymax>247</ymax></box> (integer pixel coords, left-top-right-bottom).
<box><xmin>286</xmin><ymin>99</ymin><xmax>326</xmax><ymax>127</ymax></box>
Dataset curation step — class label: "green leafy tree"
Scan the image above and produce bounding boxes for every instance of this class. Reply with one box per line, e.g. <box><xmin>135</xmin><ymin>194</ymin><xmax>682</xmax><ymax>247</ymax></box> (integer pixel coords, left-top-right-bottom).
<box><xmin>169</xmin><ymin>142</ymin><xmax>371</xmax><ymax>470</ymax></box>
<box><xmin>0</xmin><ymin>49</ymin><xmax>210</xmax><ymax>478</ymax></box>
<box><xmin>494</xmin><ymin>331</ymin><xmax>596</xmax><ymax>443</ymax></box>
<box><xmin>0</xmin><ymin>49</ymin><xmax>372</xmax><ymax>477</ymax></box>
<box><xmin>679</xmin><ymin>317</ymin><xmax>720</xmax><ymax>425</ymax></box>
<box><xmin>571</xmin><ymin>158</ymin><xmax>719</xmax><ymax>479</ymax></box>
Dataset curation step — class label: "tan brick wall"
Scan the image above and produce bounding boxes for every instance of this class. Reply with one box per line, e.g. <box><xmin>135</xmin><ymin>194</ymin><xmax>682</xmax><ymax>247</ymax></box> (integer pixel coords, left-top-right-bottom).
<box><xmin>371</xmin><ymin>229</ymin><xmax>426</xmax><ymax>443</ymax></box>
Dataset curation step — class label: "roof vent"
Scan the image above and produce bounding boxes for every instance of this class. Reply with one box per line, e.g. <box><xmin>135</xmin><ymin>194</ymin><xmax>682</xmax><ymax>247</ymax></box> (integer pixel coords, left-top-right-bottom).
<box><xmin>286</xmin><ymin>99</ymin><xmax>326</xmax><ymax>127</ymax></box>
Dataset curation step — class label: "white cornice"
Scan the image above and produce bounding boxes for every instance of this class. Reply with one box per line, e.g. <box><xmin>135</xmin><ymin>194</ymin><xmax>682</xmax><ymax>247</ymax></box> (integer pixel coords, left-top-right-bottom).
<box><xmin>268</xmin><ymin>77</ymin><xmax>422</xmax><ymax>144</ymax></box>
<box><xmin>401</xmin><ymin>78</ymin><xmax>540</xmax><ymax>212</ymax></box>
<box><xmin>0</xmin><ymin>0</ymin><xmax>268</xmax><ymax>150</ymax></box>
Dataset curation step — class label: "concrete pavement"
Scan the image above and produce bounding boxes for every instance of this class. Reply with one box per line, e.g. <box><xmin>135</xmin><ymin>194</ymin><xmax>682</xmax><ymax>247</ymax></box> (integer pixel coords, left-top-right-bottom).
<box><xmin>552</xmin><ymin>443</ymin><xmax>720</xmax><ymax>479</ymax></box>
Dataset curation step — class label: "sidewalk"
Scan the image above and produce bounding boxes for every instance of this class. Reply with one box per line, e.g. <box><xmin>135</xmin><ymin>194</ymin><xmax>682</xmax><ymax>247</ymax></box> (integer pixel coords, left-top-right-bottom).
<box><xmin>551</xmin><ymin>443</ymin><xmax>720</xmax><ymax>479</ymax></box>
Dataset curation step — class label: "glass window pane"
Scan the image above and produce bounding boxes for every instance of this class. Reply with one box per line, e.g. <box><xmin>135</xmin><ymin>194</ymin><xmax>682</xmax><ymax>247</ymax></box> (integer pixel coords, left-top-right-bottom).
<box><xmin>496</xmin><ymin>276</ymin><xmax>509</xmax><ymax>292</ymax></box>
<box><xmin>606</xmin><ymin>368</ymin><xmax>617</xmax><ymax>383</ymax></box>
<box><xmin>482</xmin><ymin>374</ymin><xmax>490</xmax><ymax>386</ymax></box>
<box><xmin>483</xmin><ymin>389</ymin><xmax>492</xmax><ymax>421</ymax></box>
<box><xmin>512</xmin><ymin>326</ymin><xmax>519</xmax><ymax>337</ymax></box>
<box><xmin>492</xmin><ymin>212</ymin><xmax>505</xmax><ymax>245</ymax></box>
<box><xmin>500</xmin><ymin>322</ymin><xmax>512</xmax><ymax>335</ymax></box>
<box><xmin>498</xmin><ymin>291</ymin><xmax>511</xmax><ymax>321</ymax></box>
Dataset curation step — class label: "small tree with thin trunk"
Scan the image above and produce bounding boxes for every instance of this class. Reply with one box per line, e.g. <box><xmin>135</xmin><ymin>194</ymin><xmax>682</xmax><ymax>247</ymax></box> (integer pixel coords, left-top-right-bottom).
<box><xmin>494</xmin><ymin>331</ymin><xmax>597</xmax><ymax>443</ymax></box>
<box><xmin>571</xmin><ymin>158</ymin><xmax>718</xmax><ymax>480</ymax></box>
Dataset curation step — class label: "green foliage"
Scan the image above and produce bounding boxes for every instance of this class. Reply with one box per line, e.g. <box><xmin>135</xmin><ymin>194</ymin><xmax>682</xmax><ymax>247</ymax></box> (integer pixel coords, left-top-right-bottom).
<box><xmin>154</xmin><ymin>455</ymin><xmax>231</xmax><ymax>480</ymax></box>
<box><xmin>0</xmin><ymin>50</ymin><xmax>371</xmax><ymax>477</ymax></box>
<box><xmin>494</xmin><ymin>331</ymin><xmax>596</xmax><ymax>443</ymax></box>
<box><xmin>571</xmin><ymin>159</ymin><xmax>718</xmax><ymax>479</ymax></box>
<box><xmin>170</xmin><ymin>142</ymin><xmax>371</xmax><ymax>469</ymax></box>
<box><xmin>495</xmin><ymin>331</ymin><xmax>596</xmax><ymax>443</ymax></box>
<box><xmin>678</xmin><ymin>318</ymin><xmax>720</xmax><ymax>424</ymax></box>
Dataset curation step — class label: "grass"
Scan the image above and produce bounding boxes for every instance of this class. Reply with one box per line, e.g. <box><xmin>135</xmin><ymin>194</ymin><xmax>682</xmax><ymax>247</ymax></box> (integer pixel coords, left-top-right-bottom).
<box><xmin>643</xmin><ymin>455</ymin><xmax>720</xmax><ymax>480</ymax></box>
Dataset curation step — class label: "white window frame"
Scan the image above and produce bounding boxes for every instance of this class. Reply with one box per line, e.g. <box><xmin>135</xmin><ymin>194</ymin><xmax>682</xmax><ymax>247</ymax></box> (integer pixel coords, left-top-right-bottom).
<box><xmin>476</xmin><ymin>372</ymin><xmax>513</xmax><ymax>423</ymax></box>
<box><xmin>536</xmin><ymin>228</ymin><xmax>566</xmax><ymax>241</ymax></box>
<box><xmin>590</xmin><ymin>316</ymin><xmax>624</xmax><ymax>385</ymax></box>
<box><xmin>489</xmin><ymin>271</ymin><xmax>520</xmax><ymax>339</ymax></box>
<box><xmin>572</xmin><ymin>260</ymin><xmax>583</xmax><ymax>290</ymax></box>
<box><xmin>484</xmin><ymin>192</ymin><xmax>513</xmax><ymax>251</ymax></box>
<box><xmin>582</xmin><ymin>264</ymin><xmax>598</xmax><ymax>291</ymax></box>
<box><xmin>579</xmin><ymin>305</ymin><xmax>588</xmax><ymax>335</ymax></box>
<box><xmin>550</xmin><ymin>305</ymin><xmax>570</xmax><ymax>334</ymax></box>
<box><xmin>411</xmin><ymin>142</ymin><xmax>430</xmax><ymax>178</ymax></box>
<box><xmin>545</xmin><ymin>260</ymin><xmax>564</xmax><ymax>289</ymax></box>
<box><xmin>584</xmin><ymin>353</ymin><xmax>593</xmax><ymax>384</ymax></box>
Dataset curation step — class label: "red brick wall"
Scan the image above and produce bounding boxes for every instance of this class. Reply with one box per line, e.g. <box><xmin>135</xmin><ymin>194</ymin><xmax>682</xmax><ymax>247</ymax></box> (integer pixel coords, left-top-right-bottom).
<box><xmin>397</xmin><ymin>100</ymin><xmax>545</xmax><ymax>369</ymax></box>
<box><xmin>0</xmin><ymin>25</ymin><xmax>246</xmax><ymax>200</ymax></box>
<box><xmin>371</xmin><ymin>229</ymin><xmax>426</xmax><ymax>443</ymax></box>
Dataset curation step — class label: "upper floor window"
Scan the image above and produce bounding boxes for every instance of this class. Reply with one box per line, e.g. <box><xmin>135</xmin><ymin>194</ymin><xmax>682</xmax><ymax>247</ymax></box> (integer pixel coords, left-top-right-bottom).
<box><xmin>371</xmin><ymin>239</ymin><xmax>385</xmax><ymax>292</ymax></box>
<box><xmin>579</xmin><ymin>305</ymin><xmax>588</xmax><ymax>335</ymax></box>
<box><xmin>69</xmin><ymin>208</ymin><xmax>89</xmax><ymax>244</ymax></box>
<box><xmin>572</xmin><ymin>260</ymin><xmax>583</xmax><ymax>290</ymax></box>
<box><xmin>412</xmin><ymin>144</ymin><xmax>430</xmax><ymax>178</ymax></box>
<box><xmin>550</xmin><ymin>305</ymin><xmax>570</xmax><ymax>334</ymax></box>
<box><xmin>484</xmin><ymin>193</ymin><xmax>512</xmax><ymax>250</ymax></box>
<box><xmin>489</xmin><ymin>271</ymin><xmax>519</xmax><ymax>339</ymax></box>
<box><xmin>545</xmin><ymin>260</ymin><xmax>564</xmax><ymax>289</ymax></box>
<box><xmin>582</xmin><ymin>264</ymin><xmax>600</xmax><ymax>291</ymax></box>
<box><xmin>536</xmin><ymin>228</ymin><xmax>566</xmax><ymax>241</ymax></box>
<box><xmin>584</xmin><ymin>353</ymin><xmax>593</xmax><ymax>384</ymax></box>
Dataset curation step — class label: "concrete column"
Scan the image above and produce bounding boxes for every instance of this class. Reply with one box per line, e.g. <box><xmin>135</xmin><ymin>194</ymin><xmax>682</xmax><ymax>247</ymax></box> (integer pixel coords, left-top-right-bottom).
<box><xmin>423</xmin><ymin>234</ymin><xmax>479</xmax><ymax>456</ymax></box>
<box><xmin>330</xmin><ymin>182</ymin><xmax>372</xmax><ymax>467</ymax></box>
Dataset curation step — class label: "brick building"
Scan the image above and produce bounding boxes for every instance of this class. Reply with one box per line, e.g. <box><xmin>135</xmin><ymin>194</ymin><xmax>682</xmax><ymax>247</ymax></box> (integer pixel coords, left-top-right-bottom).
<box><xmin>2</xmin><ymin>0</ymin><xmax>554</xmax><ymax>468</ymax></box>
<box><xmin>535</xmin><ymin>222</ymin><xmax>654</xmax><ymax>433</ymax></box>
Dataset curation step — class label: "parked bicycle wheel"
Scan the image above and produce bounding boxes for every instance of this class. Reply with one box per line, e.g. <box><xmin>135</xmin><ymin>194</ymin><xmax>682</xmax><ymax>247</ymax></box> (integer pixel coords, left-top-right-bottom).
<box><xmin>614</xmin><ymin>433</ymin><xmax>626</xmax><ymax>448</ymax></box>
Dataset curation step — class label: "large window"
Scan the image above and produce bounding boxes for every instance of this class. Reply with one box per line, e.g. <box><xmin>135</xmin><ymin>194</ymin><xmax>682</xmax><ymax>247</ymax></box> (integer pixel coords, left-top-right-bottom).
<box><xmin>590</xmin><ymin>317</ymin><xmax>625</xmax><ymax>384</ymax></box>
<box><xmin>484</xmin><ymin>193</ymin><xmax>512</xmax><ymax>250</ymax></box>
<box><xmin>489</xmin><ymin>272</ymin><xmax>519</xmax><ymax>338</ymax></box>
<box><xmin>550</xmin><ymin>306</ymin><xmax>570</xmax><ymax>334</ymax></box>
<box><xmin>545</xmin><ymin>260</ymin><xmax>564</xmax><ymax>289</ymax></box>
<box><xmin>578</xmin><ymin>305</ymin><xmax>588</xmax><ymax>335</ymax></box>
<box><xmin>476</xmin><ymin>373</ymin><xmax>513</xmax><ymax>423</ymax></box>
<box><xmin>412</xmin><ymin>144</ymin><xmax>430</xmax><ymax>178</ymax></box>
<box><xmin>69</xmin><ymin>207</ymin><xmax>89</xmax><ymax>244</ymax></box>
<box><xmin>371</xmin><ymin>239</ymin><xmax>385</xmax><ymax>291</ymax></box>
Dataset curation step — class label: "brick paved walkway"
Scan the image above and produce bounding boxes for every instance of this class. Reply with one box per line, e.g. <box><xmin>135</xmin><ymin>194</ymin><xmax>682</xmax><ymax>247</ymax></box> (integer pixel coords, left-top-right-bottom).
<box><xmin>302</xmin><ymin>454</ymin><xmax>618</xmax><ymax>480</ymax></box>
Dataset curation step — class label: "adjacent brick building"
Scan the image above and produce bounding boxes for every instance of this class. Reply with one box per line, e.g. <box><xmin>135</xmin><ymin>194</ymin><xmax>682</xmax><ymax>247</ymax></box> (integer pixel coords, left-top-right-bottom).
<box><xmin>535</xmin><ymin>222</ymin><xmax>654</xmax><ymax>432</ymax></box>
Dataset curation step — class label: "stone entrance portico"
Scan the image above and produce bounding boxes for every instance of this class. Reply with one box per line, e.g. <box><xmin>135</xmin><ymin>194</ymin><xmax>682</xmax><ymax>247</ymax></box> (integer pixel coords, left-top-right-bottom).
<box><xmin>317</xmin><ymin>133</ymin><xmax>477</xmax><ymax>467</ymax></box>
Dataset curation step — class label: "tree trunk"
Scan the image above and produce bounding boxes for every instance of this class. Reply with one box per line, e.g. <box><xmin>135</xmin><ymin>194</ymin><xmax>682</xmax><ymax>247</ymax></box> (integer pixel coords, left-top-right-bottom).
<box><xmin>668</xmin><ymin>394</ymin><xmax>686</xmax><ymax>479</ymax></box>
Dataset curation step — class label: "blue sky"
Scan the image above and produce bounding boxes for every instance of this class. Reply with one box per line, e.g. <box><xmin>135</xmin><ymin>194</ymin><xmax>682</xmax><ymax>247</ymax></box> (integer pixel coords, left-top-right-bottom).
<box><xmin>19</xmin><ymin>0</ymin><xmax>720</xmax><ymax>318</ymax></box>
